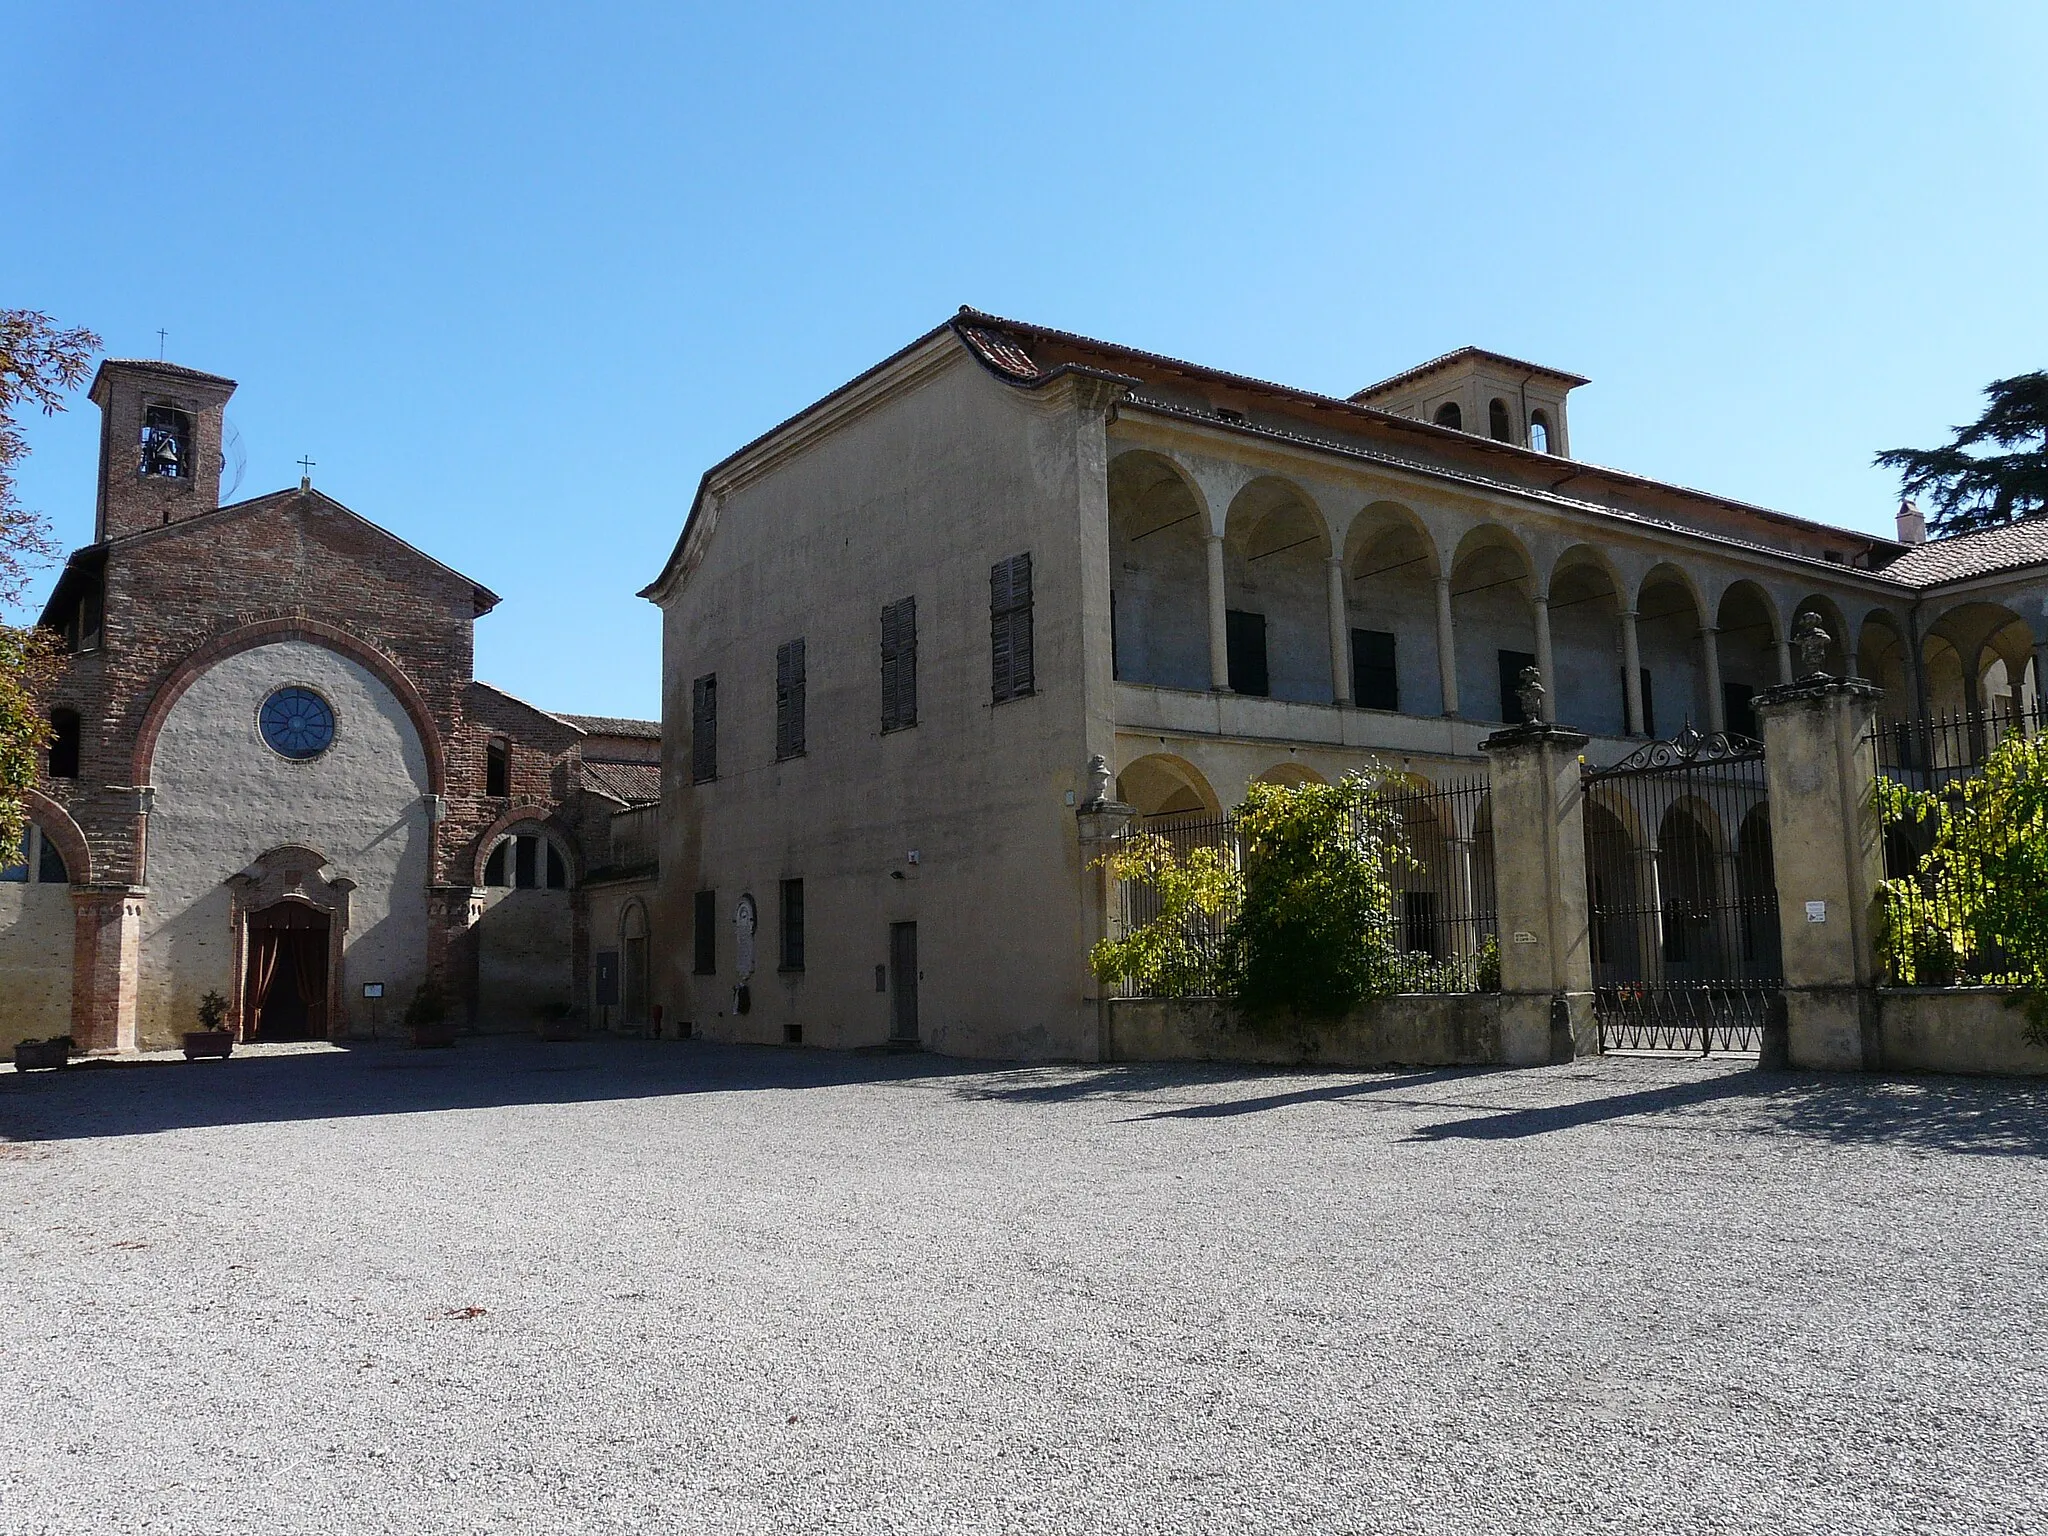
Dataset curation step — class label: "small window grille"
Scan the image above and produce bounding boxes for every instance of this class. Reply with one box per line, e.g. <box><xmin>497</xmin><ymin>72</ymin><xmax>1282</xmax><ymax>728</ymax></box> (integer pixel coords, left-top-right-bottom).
<box><xmin>692</xmin><ymin>674</ymin><xmax>718</xmax><ymax>782</ymax></box>
<box><xmin>776</xmin><ymin>639</ymin><xmax>806</xmax><ymax>760</ymax></box>
<box><xmin>1529</xmin><ymin>411</ymin><xmax>1552</xmax><ymax>454</ymax></box>
<box><xmin>881</xmin><ymin>599</ymin><xmax>917</xmax><ymax>732</ymax></box>
<box><xmin>990</xmin><ymin>553</ymin><xmax>1035</xmax><ymax>704</ymax></box>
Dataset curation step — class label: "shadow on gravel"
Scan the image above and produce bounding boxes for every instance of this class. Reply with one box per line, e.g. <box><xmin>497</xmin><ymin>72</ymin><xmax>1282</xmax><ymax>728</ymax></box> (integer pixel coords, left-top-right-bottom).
<box><xmin>1127</xmin><ymin>1068</ymin><xmax>1478</xmax><ymax>1120</ymax></box>
<box><xmin>0</xmin><ymin>1037</ymin><xmax>993</xmax><ymax>1144</ymax></box>
<box><xmin>1407</xmin><ymin>1067</ymin><xmax>2048</xmax><ymax>1157</ymax></box>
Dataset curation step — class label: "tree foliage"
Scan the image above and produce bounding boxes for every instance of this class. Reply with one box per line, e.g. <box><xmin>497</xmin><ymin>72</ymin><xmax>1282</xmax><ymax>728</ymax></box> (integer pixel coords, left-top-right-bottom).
<box><xmin>1088</xmin><ymin>833</ymin><xmax>1240</xmax><ymax>998</ymax></box>
<box><xmin>1875</xmin><ymin>371</ymin><xmax>2048</xmax><ymax>539</ymax></box>
<box><xmin>1877</xmin><ymin>733</ymin><xmax>2048</xmax><ymax>1046</ymax></box>
<box><xmin>0</xmin><ymin>309</ymin><xmax>98</xmax><ymax>856</ymax></box>
<box><xmin>1221</xmin><ymin>772</ymin><xmax>1415</xmax><ymax>1016</ymax></box>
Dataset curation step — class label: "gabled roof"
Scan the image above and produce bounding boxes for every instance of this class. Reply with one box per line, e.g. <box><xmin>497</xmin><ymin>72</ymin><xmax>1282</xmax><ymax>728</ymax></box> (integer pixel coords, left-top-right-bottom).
<box><xmin>1878</xmin><ymin>516</ymin><xmax>2048</xmax><ymax>588</ymax></box>
<box><xmin>1350</xmin><ymin>345</ymin><xmax>1590</xmax><ymax>401</ymax></box>
<box><xmin>555</xmin><ymin>713</ymin><xmax>660</xmax><ymax>739</ymax></box>
<box><xmin>89</xmin><ymin>484</ymin><xmax>501</xmax><ymax>617</ymax></box>
<box><xmin>581</xmin><ymin>759</ymin><xmax>662</xmax><ymax>805</ymax></box>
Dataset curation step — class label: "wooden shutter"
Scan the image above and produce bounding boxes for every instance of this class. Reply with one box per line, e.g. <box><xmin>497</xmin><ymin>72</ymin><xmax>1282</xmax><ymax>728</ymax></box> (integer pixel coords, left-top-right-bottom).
<box><xmin>881</xmin><ymin>598</ymin><xmax>916</xmax><ymax>731</ymax></box>
<box><xmin>990</xmin><ymin>553</ymin><xmax>1034</xmax><ymax>703</ymax></box>
<box><xmin>691</xmin><ymin>673</ymin><xmax>717</xmax><ymax>782</ymax></box>
<box><xmin>776</xmin><ymin>639</ymin><xmax>806</xmax><ymax>760</ymax></box>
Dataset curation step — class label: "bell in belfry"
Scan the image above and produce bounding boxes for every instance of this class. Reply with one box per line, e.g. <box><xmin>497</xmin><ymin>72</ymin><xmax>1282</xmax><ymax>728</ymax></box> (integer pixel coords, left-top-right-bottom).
<box><xmin>147</xmin><ymin>427</ymin><xmax>180</xmax><ymax>475</ymax></box>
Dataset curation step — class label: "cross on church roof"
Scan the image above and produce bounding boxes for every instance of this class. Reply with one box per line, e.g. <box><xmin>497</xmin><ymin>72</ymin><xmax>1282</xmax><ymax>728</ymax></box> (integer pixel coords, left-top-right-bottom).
<box><xmin>297</xmin><ymin>455</ymin><xmax>316</xmax><ymax>490</ymax></box>
<box><xmin>156</xmin><ymin>328</ymin><xmax>167</xmax><ymax>360</ymax></box>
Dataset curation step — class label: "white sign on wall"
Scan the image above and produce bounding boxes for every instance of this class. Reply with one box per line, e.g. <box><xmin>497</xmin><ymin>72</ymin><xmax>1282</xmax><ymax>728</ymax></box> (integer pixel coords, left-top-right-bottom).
<box><xmin>1805</xmin><ymin>901</ymin><xmax>1827</xmax><ymax>924</ymax></box>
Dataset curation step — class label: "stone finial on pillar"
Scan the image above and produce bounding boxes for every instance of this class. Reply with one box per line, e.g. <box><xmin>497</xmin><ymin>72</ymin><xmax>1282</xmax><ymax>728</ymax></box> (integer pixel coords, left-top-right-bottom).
<box><xmin>1480</xmin><ymin>719</ymin><xmax>1595</xmax><ymax>1064</ymax></box>
<box><xmin>1753</xmin><ymin>674</ymin><xmax>1886</xmax><ymax>1069</ymax></box>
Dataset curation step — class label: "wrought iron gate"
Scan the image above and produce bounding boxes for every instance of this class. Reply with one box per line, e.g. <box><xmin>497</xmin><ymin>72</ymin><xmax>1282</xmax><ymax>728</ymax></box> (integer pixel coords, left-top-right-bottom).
<box><xmin>1582</xmin><ymin>726</ymin><xmax>1780</xmax><ymax>1054</ymax></box>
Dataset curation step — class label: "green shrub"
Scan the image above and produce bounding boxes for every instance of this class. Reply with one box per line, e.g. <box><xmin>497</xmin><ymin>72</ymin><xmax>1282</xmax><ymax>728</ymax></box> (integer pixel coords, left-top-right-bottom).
<box><xmin>404</xmin><ymin>977</ymin><xmax>449</xmax><ymax>1028</ymax></box>
<box><xmin>1878</xmin><ymin>733</ymin><xmax>2048</xmax><ymax>1045</ymax></box>
<box><xmin>1089</xmin><ymin>833</ymin><xmax>1239</xmax><ymax>997</ymax></box>
<box><xmin>1220</xmin><ymin>772</ymin><xmax>1413</xmax><ymax>1017</ymax></box>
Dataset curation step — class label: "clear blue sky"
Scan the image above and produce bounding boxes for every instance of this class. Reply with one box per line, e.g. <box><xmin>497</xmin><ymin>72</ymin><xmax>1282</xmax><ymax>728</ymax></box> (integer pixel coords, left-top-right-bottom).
<box><xmin>5</xmin><ymin>3</ymin><xmax>2043</xmax><ymax>719</ymax></box>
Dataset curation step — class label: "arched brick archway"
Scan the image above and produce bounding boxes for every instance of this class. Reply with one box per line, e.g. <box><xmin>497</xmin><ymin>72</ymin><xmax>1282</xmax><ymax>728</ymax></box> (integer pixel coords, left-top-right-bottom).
<box><xmin>131</xmin><ymin>616</ymin><xmax>447</xmax><ymax>797</ymax></box>
<box><xmin>471</xmin><ymin>805</ymin><xmax>586</xmax><ymax>887</ymax></box>
<box><xmin>19</xmin><ymin>788</ymin><xmax>91</xmax><ymax>885</ymax></box>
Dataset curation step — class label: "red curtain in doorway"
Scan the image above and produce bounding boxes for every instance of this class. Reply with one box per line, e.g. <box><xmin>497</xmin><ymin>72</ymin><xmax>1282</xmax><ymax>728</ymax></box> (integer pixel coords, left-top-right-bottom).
<box><xmin>289</xmin><ymin>928</ymin><xmax>325</xmax><ymax>1032</ymax></box>
<box><xmin>246</xmin><ymin>930</ymin><xmax>283</xmax><ymax>1039</ymax></box>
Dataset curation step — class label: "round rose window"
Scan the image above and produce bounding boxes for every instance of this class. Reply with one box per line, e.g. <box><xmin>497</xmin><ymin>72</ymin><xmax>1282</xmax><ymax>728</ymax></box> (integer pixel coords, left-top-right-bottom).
<box><xmin>259</xmin><ymin>686</ymin><xmax>336</xmax><ymax>760</ymax></box>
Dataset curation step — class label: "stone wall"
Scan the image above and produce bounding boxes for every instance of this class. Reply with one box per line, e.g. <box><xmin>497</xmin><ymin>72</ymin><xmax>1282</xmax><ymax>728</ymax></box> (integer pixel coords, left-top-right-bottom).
<box><xmin>1107</xmin><ymin>995</ymin><xmax>1506</xmax><ymax>1070</ymax></box>
<box><xmin>0</xmin><ymin>884</ymin><xmax>74</xmax><ymax>1050</ymax></box>
<box><xmin>1875</xmin><ymin>989</ymin><xmax>2048</xmax><ymax>1077</ymax></box>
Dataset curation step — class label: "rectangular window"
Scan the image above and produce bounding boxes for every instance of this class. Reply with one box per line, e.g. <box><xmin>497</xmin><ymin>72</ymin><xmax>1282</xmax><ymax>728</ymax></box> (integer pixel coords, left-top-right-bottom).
<box><xmin>486</xmin><ymin>739</ymin><xmax>509</xmax><ymax>797</ymax></box>
<box><xmin>776</xmin><ymin>639</ymin><xmax>806</xmax><ymax>760</ymax></box>
<box><xmin>48</xmin><ymin>711</ymin><xmax>80</xmax><ymax>779</ymax></box>
<box><xmin>1498</xmin><ymin>649</ymin><xmax>1537</xmax><ymax>724</ymax></box>
<box><xmin>779</xmin><ymin>878</ymin><xmax>805</xmax><ymax>971</ymax></box>
<box><xmin>691</xmin><ymin>673</ymin><xmax>718</xmax><ymax>782</ymax></box>
<box><xmin>1725</xmin><ymin>682</ymin><xmax>1757</xmax><ymax>741</ymax></box>
<box><xmin>693</xmin><ymin>889</ymin><xmax>717</xmax><ymax>974</ymax></box>
<box><xmin>881</xmin><ymin>597</ymin><xmax>917</xmax><ymax>732</ymax></box>
<box><xmin>990</xmin><ymin>552</ymin><xmax>1035</xmax><ymax>703</ymax></box>
<box><xmin>1350</xmin><ymin>629</ymin><xmax>1399</xmax><ymax>712</ymax></box>
<box><xmin>1226</xmin><ymin>610</ymin><xmax>1269</xmax><ymax>697</ymax></box>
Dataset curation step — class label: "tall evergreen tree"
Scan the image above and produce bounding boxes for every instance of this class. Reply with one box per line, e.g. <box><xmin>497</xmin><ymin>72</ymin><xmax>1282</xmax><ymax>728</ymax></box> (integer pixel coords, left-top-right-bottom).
<box><xmin>1876</xmin><ymin>372</ymin><xmax>2048</xmax><ymax>540</ymax></box>
<box><xmin>1</xmin><ymin>309</ymin><xmax>99</xmax><ymax>857</ymax></box>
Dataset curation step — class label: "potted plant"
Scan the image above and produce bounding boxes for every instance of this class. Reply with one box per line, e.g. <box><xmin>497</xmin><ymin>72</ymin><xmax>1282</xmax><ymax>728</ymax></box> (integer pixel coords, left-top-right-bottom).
<box><xmin>406</xmin><ymin>977</ymin><xmax>457</xmax><ymax>1048</ymax></box>
<box><xmin>183</xmin><ymin>992</ymin><xmax>234</xmax><ymax>1060</ymax></box>
<box><xmin>534</xmin><ymin>1000</ymin><xmax>580</xmax><ymax>1042</ymax></box>
<box><xmin>13</xmin><ymin>1035</ymin><xmax>74</xmax><ymax>1072</ymax></box>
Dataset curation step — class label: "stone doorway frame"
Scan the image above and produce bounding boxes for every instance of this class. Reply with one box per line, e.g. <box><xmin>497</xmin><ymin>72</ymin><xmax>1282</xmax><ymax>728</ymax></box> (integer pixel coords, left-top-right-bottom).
<box><xmin>226</xmin><ymin>846</ymin><xmax>353</xmax><ymax>1041</ymax></box>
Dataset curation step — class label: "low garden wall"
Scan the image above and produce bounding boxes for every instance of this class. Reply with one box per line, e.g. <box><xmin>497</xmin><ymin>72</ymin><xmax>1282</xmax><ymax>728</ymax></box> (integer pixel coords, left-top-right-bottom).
<box><xmin>1875</xmin><ymin>988</ymin><xmax>2048</xmax><ymax>1077</ymax></box>
<box><xmin>1105</xmin><ymin>993</ymin><xmax>1511</xmax><ymax>1070</ymax></box>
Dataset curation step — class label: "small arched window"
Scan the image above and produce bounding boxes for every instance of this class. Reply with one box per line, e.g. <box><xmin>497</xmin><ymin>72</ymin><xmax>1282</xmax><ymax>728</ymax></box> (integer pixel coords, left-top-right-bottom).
<box><xmin>2</xmin><ymin>826</ymin><xmax>67</xmax><ymax>885</ymax></box>
<box><xmin>1488</xmin><ymin>398</ymin><xmax>1512</xmax><ymax>442</ymax></box>
<box><xmin>1529</xmin><ymin>411</ymin><xmax>1552</xmax><ymax>454</ymax></box>
<box><xmin>485</xmin><ymin>738</ymin><xmax>509</xmax><ymax>798</ymax></box>
<box><xmin>1433</xmin><ymin>401</ymin><xmax>1463</xmax><ymax>431</ymax></box>
<box><xmin>48</xmin><ymin>709</ymin><xmax>80</xmax><ymax>779</ymax></box>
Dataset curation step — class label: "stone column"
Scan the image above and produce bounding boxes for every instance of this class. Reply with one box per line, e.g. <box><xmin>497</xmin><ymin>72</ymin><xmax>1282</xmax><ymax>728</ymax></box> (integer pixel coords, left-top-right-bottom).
<box><xmin>1435</xmin><ymin>575</ymin><xmax>1460</xmax><ymax>717</ymax></box>
<box><xmin>1326</xmin><ymin>557</ymin><xmax>1351</xmax><ymax>705</ymax></box>
<box><xmin>1445</xmin><ymin>834</ymin><xmax>1476</xmax><ymax>964</ymax></box>
<box><xmin>70</xmin><ymin>886</ymin><xmax>144</xmax><ymax>1053</ymax></box>
<box><xmin>1701</xmin><ymin>625</ymin><xmax>1726</xmax><ymax>733</ymax></box>
<box><xmin>1077</xmin><ymin>788</ymin><xmax>1138</xmax><ymax>1063</ymax></box>
<box><xmin>1633</xmin><ymin>845</ymin><xmax>1666</xmax><ymax>983</ymax></box>
<box><xmin>1480</xmin><ymin>722</ymin><xmax>1596</xmax><ymax>1064</ymax></box>
<box><xmin>1205</xmin><ymin>533</ymin><xmax>1230</xmax><ymax>691</ymax></box>
<box><xmin>1532</xmin><ymin>593</ymin><xmax>1555</xmax><ymax>723</ymax></box>
<box><xmin>1754</xmin><ymin>677</ymin><xmax>1886</xmax><ymax>1070</ymax></box>
<box><xmin>1620</xmin><ymin>609</ymin><xmax>1645</xmax><ymax>736</ymax></box>
<box><xmin>1775</xmin><ymin>635</ymin><xmax>1795</xmax><ymax>687</ymax></box>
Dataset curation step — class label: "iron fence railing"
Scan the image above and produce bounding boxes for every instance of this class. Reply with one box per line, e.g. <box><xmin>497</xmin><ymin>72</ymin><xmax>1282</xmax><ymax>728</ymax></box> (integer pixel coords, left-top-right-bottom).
<box><xmin>1110</xmin><ymin>775</ymin><xmax>1498</xmax><ymax>999</ymax></box>
<box><xmin>1872</xmin><ymin>703</ymin><xmax>2045</xmax><ymax>987</ymax></box>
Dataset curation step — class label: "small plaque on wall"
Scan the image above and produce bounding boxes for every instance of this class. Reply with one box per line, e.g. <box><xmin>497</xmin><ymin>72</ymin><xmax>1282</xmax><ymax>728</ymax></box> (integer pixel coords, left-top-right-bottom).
<box><xmin>362</xmin><ymin>982</ymin><xmax>385</xmax><ymax>999</ymax></box>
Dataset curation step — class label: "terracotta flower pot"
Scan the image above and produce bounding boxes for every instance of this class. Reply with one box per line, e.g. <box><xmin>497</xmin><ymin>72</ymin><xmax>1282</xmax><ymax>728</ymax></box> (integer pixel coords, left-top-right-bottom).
<box><xmin>14</xmin><ymin>1037</ymin><xmax>72</xmax><ymax>1072</ymax></box>
<box><xmin>182</xmin><ymin>1030</ymin><xmax>234</xmax><ymax>1061</ymax></box>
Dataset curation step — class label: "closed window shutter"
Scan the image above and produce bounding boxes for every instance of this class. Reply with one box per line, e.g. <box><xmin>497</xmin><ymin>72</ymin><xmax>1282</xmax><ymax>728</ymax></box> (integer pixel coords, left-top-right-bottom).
<box><xmin>990</xmin><ymin>553</ymin><xmax>1034</xmax><ymax>703</ymax></box>
<box><xmin>881</xmin><ymin>598</ymin><xmax>917</xmax><ymax>731</ymax></box>
<box><xmin>692</xmin><ymin>673</ymin><xmax>717</xmax><ymax>782</ymax></box>
<box><xmin>776</xmin><ymin>639</ymin><xmax>805</xmax><ymax>759</ymax></box>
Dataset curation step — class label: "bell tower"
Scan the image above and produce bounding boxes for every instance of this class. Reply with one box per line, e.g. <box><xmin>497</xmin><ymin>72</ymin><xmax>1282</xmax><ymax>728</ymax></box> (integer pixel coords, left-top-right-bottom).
<box><xmin>88</xmin><ymin>359</ymin><xmax>238</xmax><ymax>542</ymax></box>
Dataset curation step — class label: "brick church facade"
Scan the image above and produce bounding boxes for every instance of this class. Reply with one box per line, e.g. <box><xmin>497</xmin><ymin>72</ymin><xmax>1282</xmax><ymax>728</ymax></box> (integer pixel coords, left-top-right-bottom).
<box><xmin>0</xmin><ymin>358</ymin><xmax>656</xmax><ymax>1053</ymax></box>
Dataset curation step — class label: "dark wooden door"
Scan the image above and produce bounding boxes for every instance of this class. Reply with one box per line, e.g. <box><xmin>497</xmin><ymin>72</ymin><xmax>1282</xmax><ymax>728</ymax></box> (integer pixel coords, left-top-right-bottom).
<box><xmin>889</xmin><ymin>922</ymin><xmax>918</xmax><ymax>1043</ymax></box>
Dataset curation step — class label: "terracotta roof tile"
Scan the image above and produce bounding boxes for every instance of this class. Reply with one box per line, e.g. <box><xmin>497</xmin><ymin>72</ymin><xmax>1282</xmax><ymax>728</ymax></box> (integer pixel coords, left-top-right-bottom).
<box><xmin>1877</xmin><ymin>518</ymin><xmax>2048</xmax><ymax>587</ymax></box>
<box><xmin>581</xmin><ymin>760</ymin><xmax>661</xmax><ymax>804</ymax></box>
<box><xmin>556</xmin><ymin>713</ymin><xmax>660</xmax><ymax>739</ymax></box>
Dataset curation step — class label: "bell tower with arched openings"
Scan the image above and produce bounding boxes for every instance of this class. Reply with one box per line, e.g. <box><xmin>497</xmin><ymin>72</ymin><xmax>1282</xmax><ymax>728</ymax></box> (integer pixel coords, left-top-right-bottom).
<box><xmin>88</xmin><ymin>358</ymin><xmax>238</xmax><ymax>542</ymax></box>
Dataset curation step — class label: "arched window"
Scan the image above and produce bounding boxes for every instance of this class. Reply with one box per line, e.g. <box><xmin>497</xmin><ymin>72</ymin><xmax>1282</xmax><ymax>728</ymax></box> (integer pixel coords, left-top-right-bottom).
<box><xmin>2</xmin><ymin>825</ymin><xmax>68</xmax><ymax>885</ymax></box>
<box><xmin>485</xmin><ymin>738</ymin><xmax>509</xmax><ymax>798</ymax></box>
<box><xmin>48</xmin><ymin>709</ymin><xmax>80</xmax><ymax>779</ymax></box>
<box><xmin>1433</xmin><ymin>401</ymin><xmax>1463</xmax><ymax>431</ymax></box>
<box><xmin>140</xmin><ymin>404</ymin><xmax>192</xmax><ymax>478</ymax></box>
<box><xmin>484</xmin><ymin>831</ymin><xmax>570</xmax><ymax>890</ymax></box>
<box><xmin>1529</xmin><ymin>411</ymin><xmax>1552</xmax><ymax>454</ymax></box>
<box><xmin>1488</xmin><ymin>398</ymin><xmax>1512</xmax><ymax>442</ymax></box>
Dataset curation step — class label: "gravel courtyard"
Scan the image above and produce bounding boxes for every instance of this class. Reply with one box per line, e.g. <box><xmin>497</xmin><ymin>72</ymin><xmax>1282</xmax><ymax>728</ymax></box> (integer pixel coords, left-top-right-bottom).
<box><xmin>2</xmin><ymin>1038</ymin><xmax>2045</xmax><ymax>1535</ymax></box>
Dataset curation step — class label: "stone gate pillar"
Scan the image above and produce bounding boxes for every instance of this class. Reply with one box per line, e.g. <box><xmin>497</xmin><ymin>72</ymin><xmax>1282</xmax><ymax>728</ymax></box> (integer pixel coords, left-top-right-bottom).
<box><xmin>1480</xmin><ymin>720</ymin><xmax>1595</xmax><ymax>1064</ymax></box>
<box><xmin>1076</xmin><ymin>758</ymin><xmax>1136</xmax><ymax>1065</ymax></box>
<box><xmin>1754</xmin><ymin>676</ymin><xmax>1886</xmax><ymax>1069</ymax></box>
<box><xmin>71</xmin><ymin>886</ymin><xmax>143</xmax><ymax>1053</ymax></box>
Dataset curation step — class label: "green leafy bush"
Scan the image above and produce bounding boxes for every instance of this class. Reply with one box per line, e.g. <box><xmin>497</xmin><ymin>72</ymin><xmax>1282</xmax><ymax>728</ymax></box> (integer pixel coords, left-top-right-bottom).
<box><xmin>1220</xmin><ymin>772</ymin><xmax>1414</xmax><ymax>1017</ymax></box>
<box><xmin>1878</xmin><ymin>733</ymin><xmax>2048</xmax><ymax>1044</ymax></box>
<box><xmin>1089</xmin><ymin>833</ymin><xmax>1239</xmax><ymax>997</ymax></box>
